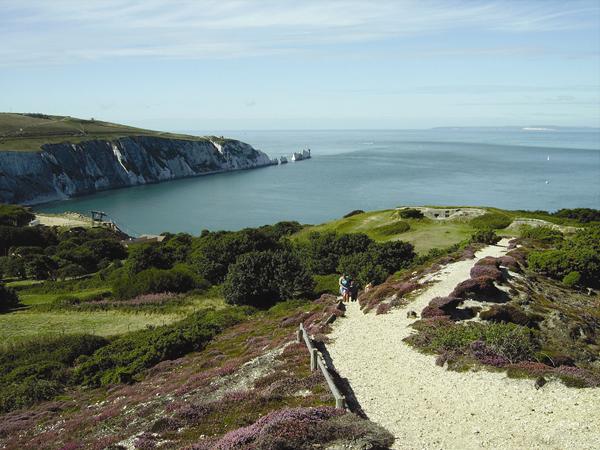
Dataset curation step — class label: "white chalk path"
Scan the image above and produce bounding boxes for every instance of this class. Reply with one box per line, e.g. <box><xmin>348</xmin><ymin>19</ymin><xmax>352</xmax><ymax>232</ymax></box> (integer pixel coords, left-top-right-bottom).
<box><xmin>328</xmin><ymin>240</ymin><xmax>600</xmax><ymax>449</ymax></box>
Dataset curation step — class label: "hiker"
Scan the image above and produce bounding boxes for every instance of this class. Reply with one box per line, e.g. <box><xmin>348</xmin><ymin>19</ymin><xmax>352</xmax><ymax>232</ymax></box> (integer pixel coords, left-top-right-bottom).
<box><xmin>339</xmin><ymin>274</ymin><xmax>351</xmax><ymax>302</ymax></box>
<box><xmin>349</xmin><ymin>278</ymin><xmax>359</xmax><ymax>302</ymax></box>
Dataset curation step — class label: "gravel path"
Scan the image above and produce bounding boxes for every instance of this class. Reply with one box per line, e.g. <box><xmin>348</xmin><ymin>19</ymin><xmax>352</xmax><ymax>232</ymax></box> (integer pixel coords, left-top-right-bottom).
<box><xmin>327</xmin><ymin>241</ymin><xmax>600</xmax><ymax>449</ymax></box>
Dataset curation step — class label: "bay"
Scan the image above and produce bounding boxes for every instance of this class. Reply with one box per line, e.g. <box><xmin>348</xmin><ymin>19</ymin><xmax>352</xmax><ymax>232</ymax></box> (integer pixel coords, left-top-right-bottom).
<box><xmin>36</xmin><ymin>128</ymin><xmax>600</xmax><ymax>235</ymax></box>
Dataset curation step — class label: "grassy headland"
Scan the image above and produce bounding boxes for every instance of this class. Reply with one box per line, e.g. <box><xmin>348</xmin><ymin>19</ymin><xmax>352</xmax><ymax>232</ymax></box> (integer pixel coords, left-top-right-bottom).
<box><xmin>0</xmin><ymin>112</ymin><xmax>214</xmax><ymax>151</ymax></box>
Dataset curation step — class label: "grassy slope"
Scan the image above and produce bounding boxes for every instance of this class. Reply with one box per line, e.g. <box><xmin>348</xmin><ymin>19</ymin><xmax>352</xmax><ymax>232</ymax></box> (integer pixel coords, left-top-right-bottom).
<box><xmin>292</xmin><ymin>206</ymin><xmax>583</xmax><ymax>254</ymax></box>
<box><xmin>0</xmin><ymin>278</ymin><xmax>226</xmax><ymax>346</ymax></box>
<box><xmin>293</xmin><ymin>208</ymin><xmax>480</xmax><ymax>254</ymax></box>
<box><xmin>0</xmin><ymin>112</ymin><xmax>213</xmax><ymax>151</ymax></box>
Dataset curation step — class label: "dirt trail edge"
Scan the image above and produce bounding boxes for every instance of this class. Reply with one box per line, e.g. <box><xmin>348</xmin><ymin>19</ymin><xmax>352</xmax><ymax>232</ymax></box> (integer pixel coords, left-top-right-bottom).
<box><xmin>327</xmin><ymin>240</ymin><xmax>600</xmax><ymax>450</ymax></box>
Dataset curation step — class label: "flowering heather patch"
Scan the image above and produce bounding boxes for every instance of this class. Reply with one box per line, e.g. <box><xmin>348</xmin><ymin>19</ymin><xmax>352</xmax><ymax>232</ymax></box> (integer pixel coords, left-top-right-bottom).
<box><xmin>421</xmin><ymin>296</ymin><xmax>460</xmax><ymax>319</ymax></box>
<box><xmin>210</xmin><ymin>407</ymin><xmax>345</xmax><ymax>449</ymax></box>
<box><xmin>451</xmin><ymin>276</ymin><xmax>504</xmax><ymax>300</ymax></box>
<box><xmin>553</xmin><ymin>366</ymin><xmax>600</xmax><ymax>387</ymax></box>
<box><xmin>479</xmin><ymin>304</ymin><xmax>530</xmax><ymax>326</ymax></box>
<box><xmin>375</xmin><ymin>302</ymin><xmax>392</xmax><ymax>315</ymax></box>
<box><xmin>361</xmin><ymin>280</ymin><xmax>419</xmax><ymax>313</ymax></box>
<box><xmin>506</xmin><ymin>248</ymin><xmax>528</xmax><ymax>266</ymax></box>
<box><xmin>476</xmin><ymin>256</ymin><xmax>500</xmax><ymax>267</ymax></box>
<box><xmin>134</xmin><ymin>433</ymin><xmax>157</xmax><ymax>449</ymax></box>
<box><xmin>470</xmin><ymin>264</ymin><xmax>503</xmax><ymax>281</ymax></box>
<box><xmin>497</xmin><ymin>255</ymin><xmax>520</xmax><ymax>271</ymax></box>
<box><xmin>469</xmin><ymin>340</ymin><xmax>509</xmax><ymax>367</ymax></box>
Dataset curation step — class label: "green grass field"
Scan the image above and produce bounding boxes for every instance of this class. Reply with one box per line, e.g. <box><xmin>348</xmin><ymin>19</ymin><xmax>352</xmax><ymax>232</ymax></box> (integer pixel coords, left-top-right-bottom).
<box><xmin>18</xmin><ymin>287</ymin><xmax>111</xmax><ymax>306</ymax></box>
<box><xmin>0</xmin><ymin>112</ymin><xmax>212</xmax><ymax>151</ymax></box>
<box><xmin>0</xmin><ymin>310</ymin><xmax>182</xmax><ymax>346</ymax></box>
<box><xmin>293</xmin><ymin>209</ymin><xmax>481</xmax><ymax>254</ymax></box>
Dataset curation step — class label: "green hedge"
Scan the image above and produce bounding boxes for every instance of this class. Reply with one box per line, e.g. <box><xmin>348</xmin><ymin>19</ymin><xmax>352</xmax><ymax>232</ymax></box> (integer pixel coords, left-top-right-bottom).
<box><xmin>470</xmin><ymin>213</ymin><xmax>512</xmax><ymax>230</ymax></box>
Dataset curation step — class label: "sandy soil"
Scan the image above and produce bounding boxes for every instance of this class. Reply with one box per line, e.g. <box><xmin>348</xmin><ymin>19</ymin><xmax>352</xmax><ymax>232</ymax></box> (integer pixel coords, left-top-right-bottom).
<box><xmin>327</xmin><ymin>240</ymin><xmax>600</xmax><ymax>449</ymax></box>
<box><xmin>34</xmin><ymin>212</ymin><xmax>91</xmax><ymax>227</ymax></box>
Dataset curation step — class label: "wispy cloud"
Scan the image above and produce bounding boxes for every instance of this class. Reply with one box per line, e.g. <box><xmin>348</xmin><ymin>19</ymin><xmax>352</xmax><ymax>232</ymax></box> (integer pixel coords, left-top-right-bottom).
<box><xmin>0</xmin><ymin>0</ymin><xmax>598</xmax><ymax>66</ymax></box>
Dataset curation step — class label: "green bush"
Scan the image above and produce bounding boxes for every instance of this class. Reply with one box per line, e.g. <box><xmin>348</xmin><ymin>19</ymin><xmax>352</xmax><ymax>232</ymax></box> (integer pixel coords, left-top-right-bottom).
<box><xmin>74</xmin><ymin>308</ymin><xmax>250</xmax><ymax>387</ymax></box>
<box><xmin>0</xmin><ymin>204</ymin><xmax>35</xmax><ymax>227</ymax></box>
<box><xmin>562</xmin><ymin>271</ymin><xmax>581</xmax><ymax>288</ymax></box>
<box><xmin>415</xmin><ymin>321</ymin><xmax>537</xmax><ymax>364</ymax></box>
<box><xmin>470</xmin><ymin>230</ymin><xmax>500</xmax><ymax>245</ymax></box>
<box><xmin>519</xmin><ymin>225</ymin><xmax>563</xmax><ymax>244</ymax></box>
<box><xmin>343</xmin><ymin>210</ymin><xmax>365</xmax><ymax>218</ymax></box>
<box><xmin>191</xmin><ymin>229</ymin><xmax>281</xmax><ymax>283</ymax></box>
<box><xmin>337</xmin><ymin>253</ymin><xmax>388</xmax><ymax>287</ymax></box>
<box><xmin>301</xmin><ymin>232</ymin><xmax>374</xmax><ymax>275</ymax></box>
<box><xmin>397</xmin><ymin>208</ymin><xmax>424</xmax><ymax>219</ymax></box>
<box><xmin>470</xmin><ymin>213</ymin><xmax>512</xmax><ymax>230</ymax></box>
<box><xmin>0</xmin><ymin>283</ymin><xmax>20</xmax><ymax>312</ymax></box>
<box><xmin>553</xmin><ymin>208</ymin><xmax>600</xmax><ymax>223</ymax></box>
<box><xmin>0</xmin><ymin>334</ymin><xmax>108</xmax><ymax>412</ymax></box>
<box><xmin>223</xmin><ymin>251</ymin><xmax>314</xmax><ymax>307</ymax></box>
<box><xmin>112</xmin><ymin>265</ymin><xmax>205</xmax><ymax>299</ymax></box>
<box><xmin>374</xmin><ymin>221</ymin><xmax>410</xmax><ymax>236</ymax></box>
<box><xmin>313</xmin><ymin>274</ymin><xmax>340</xmax><ymax>296</ymax></box>
<box><xmin>528</xmin><ymin>225</ymin><xmax>600</xmax><ymax>287</ymax></box>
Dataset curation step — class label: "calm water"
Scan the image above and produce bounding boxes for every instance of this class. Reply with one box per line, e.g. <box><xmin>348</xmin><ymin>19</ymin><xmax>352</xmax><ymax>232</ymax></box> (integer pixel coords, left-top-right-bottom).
<box><xmin>37</xmin><ymin>128</ymin><xmax>600</xmax><ymax>236</ymax></box>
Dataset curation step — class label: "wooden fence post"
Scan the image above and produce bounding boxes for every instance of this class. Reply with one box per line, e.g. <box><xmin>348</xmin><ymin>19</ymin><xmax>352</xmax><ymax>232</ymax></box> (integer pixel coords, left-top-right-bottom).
<box><xmin>296</xmin><ymin>327</ymin><xmax>303</xmax><ymax>343</ymax></box>
<box><xmin>310</xmin><ymin>348</ymin><xmax>318</xmax><ymax>371</ymax></box>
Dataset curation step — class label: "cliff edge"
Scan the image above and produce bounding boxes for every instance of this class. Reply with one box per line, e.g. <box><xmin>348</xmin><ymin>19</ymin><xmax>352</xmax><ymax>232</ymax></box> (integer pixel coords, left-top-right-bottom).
<box><xmin>0</xmin><ymin>135</ymin><xmax>273</xmax><ymax>205</ymax></box>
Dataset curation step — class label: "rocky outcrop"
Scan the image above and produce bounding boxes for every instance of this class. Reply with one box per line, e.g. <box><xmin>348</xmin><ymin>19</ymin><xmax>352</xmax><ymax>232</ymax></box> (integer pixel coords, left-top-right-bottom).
<box><xmin>0</xmin><ymin>136</ymin><xmax>274</xmax><ymax>204</ymax></box>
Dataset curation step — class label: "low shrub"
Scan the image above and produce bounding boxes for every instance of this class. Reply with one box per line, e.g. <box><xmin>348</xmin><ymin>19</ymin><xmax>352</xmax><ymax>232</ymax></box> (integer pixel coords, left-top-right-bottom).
<box><xmin>553</xmin><ymin>208</ymin><xmax>600</xmax><ymax>224</ymax></box>
<box><xmin>519</xmin><ymin>225</ymin><xmax>563</xmax><ymax>244</ymax></box>
<box><xmin>528</xmin><ymin>225</ymin><xmax>600</xmax><ymax>287</ymax></box>
<box><xmin>470</xmin><ymin>230</ymin><xmax>501</xmax><ymax>244</ymax></box>
<box><xmin>407</xmin><ymin>321</ymin><xmax>537</xmax><ymax>365</ymax></box>
<box><xmin>112</xmin><ymin>265</ymin><xmax>206</xmax><ymax>299</ymax></box>
<box><xmin>0</xmin><ymin>334</ymin><xmax>108</xmax><ymax>413</ymax></box>
<box><xmin>0</xmin><ymin>283</ymin><xmax>20</xmax><ymax>312</ymax></box>
<box><xmin>470</xmin><ymin>264</ymin><xmax>502</xmax><ymax>281</ymax></box>
<box><xmin>397</xmin><ymin>208</ymin><xmax>424</xmax><ymax>219</ymax></box>
<box><xmin>207</xmin><ymin>407</ymin><xmax>394</xmax><ymax>450</ymax></box>
<box><xmin>343</xmin><ymin>210</ymin><xmax>365</xmax><ymax>218</ymax></box>
<box><xmin>451</xmin><ymin>276</ymin><xmax>504</xmax><ymax>300</ymax></box>
<box><xmin>373</xmin><ymin>221</ymin><xmax>410</xmax><ymax>236</ymax></box>
<box><xmin>470</xmin><ymin>212</ymin><xmax>512</xmax><ymax>230</ymax></box>
<box><xmin>421</xmin><ymin>296</ymin><xmax>461</xmax><ymax>318</ymax></box>
<box><xmin>479</xmin><ymin>304</ymin><xmax>530</xmax><ymax>326</ymax></box>
<box><xmin>74</xmin><ymin>307</ymin><xmax>251</xmax><ymax>387</ymax></box>
<box><xmin>562</xmin><ymin>271</ymin><xmax>581</xmax><ymax>288</ymax></box>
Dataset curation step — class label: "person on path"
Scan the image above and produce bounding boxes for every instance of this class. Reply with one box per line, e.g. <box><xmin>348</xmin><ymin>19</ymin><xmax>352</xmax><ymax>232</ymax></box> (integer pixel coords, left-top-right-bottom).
<box><xmin>339</xmin><ymin>274</ymin><xmax>351</xmax><ymax>302</ymax></box>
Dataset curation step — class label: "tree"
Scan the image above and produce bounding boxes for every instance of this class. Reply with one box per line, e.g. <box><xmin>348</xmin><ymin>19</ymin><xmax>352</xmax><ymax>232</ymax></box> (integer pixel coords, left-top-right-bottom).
<box><xmin>0</xmin><ymin>284</ymin><xmax>20</xmax><ymax>311</ymax></box>
<box><xmin>223</xmin><ymin>250</ymin><xmax>314</xmax><ymax>307</ymax></box>
<box><xmin>369</xmin><ymin>241</ymin><xmax>415</xmax><ymax>273</ymax></box>
<box><xmin>0</xmin><ymin>204</ymin><xmax>35</xmax><ymax>227</ymax></box>
<box><xmin>337</xmin><ymin>253</ymin><xmax>388</xmax><ymax>287</ymax></box>
<box><xmin>191</xmin><ymin>229</ymin><xmax>280</xmax><ymax>283</ymax></box>
<box><xmin>24</xmin><ymin>255</ymin><xmax>58</xmax><ymax>280</ymax></box>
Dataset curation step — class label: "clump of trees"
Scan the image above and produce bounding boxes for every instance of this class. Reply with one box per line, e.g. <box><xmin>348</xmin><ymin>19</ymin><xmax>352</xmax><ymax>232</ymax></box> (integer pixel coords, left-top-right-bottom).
<box><xmin>553</xmin><ymin>208</ymin><xmax>600</xmax><ymax>223</ymax></box>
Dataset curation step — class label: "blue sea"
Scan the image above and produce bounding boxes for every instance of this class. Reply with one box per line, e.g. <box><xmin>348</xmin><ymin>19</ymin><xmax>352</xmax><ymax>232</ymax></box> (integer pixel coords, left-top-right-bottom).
<box><xmin>36</xmin><ymin>128</ymin><xmax>600</xmax><ymax>236</ymax></box>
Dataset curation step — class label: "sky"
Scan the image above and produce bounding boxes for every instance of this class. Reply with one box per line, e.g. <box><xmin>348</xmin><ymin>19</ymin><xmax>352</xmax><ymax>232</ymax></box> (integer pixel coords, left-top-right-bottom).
<box><xmin>1</xmin><ymin>0</ymin><xmax>599</xmax><ymax>130</ymax></box>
